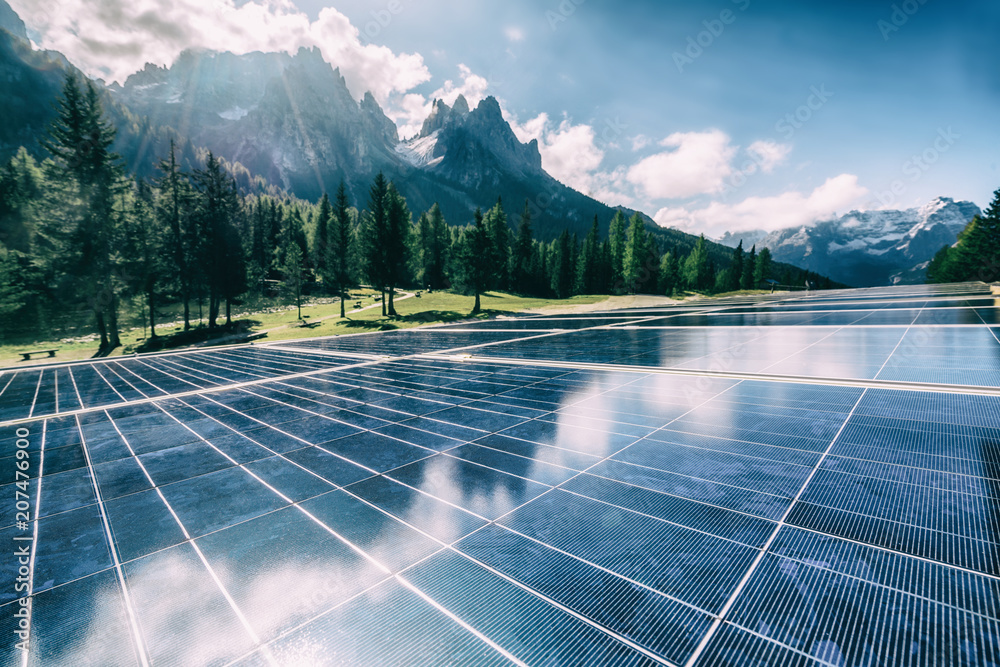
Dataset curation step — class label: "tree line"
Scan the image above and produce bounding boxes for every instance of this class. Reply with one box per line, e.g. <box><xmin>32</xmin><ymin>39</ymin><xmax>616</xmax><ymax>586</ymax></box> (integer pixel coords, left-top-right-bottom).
<box><xmin>0</xmin><ymin>74</ymin><xmax>809</xmax><ymax>353</ymax></box>
<box><xmin>926</xmin><ymin>188</ymin><xmax>1000</xmax><ymax>284</ymax></box>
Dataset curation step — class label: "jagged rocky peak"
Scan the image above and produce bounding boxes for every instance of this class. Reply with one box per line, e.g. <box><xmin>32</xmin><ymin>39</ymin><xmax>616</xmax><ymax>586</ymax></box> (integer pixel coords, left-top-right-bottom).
<box><xmin>452</xmin><ymin>94</ymin><xmax>470</xmax><ymax>116</ymax></box>
<box><xmin>418</xmin><ymin>95</ymin><xmax>473</xmax><ymax>138</ymax></box>
<box><xmin>420</xmin><ymin>98</ymin><xmax>452</xmax><ymax>137</ymax></box>
<box><xmin>123</xmin><ymin>62</ymin><xmax>169</xmax><ymax>88</ymax></box>
<box><xmin>361</xmin><ymin>91</ymin><xmax>399</xmax><ymax>145</ymax></box>
<box><xmin>0</xmin><ymin>0</ymin><xmax>27</xmax><ymax>41</ymax></box>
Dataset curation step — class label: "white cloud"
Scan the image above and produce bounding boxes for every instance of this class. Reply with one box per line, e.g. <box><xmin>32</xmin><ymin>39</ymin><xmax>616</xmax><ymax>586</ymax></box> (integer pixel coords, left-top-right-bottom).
<box><xmin>653</xmin><ymin>174</ymin><xmax>869</xmax><ymax>238</ymax></box>
<box><xmin>746</xmin><ymin>140</ymin><xmax>792</xmax><ymax>174</ymax></box>
<box><xmin>627</xmin><ymin>129</ymin><xmax>737</xmax><ymax>199</ymax></box>
<box><xmin>511</xmin><ymin>113</ymin><xmax>635</xmax><ymax>206</ymax></box>
<box><xmin>504</xmin><ymin>26</ymin><xmax>525</xmax><ymax>42</ymax></box>
<box><xmin>630</xmin><ymin>135</ymin><xmax>652</xmax><ymax>151</ymax></box>
<box><xmin>9</xmin><ymin>0</ymin><xmax>430</xmax><ymax>103</ymax></box>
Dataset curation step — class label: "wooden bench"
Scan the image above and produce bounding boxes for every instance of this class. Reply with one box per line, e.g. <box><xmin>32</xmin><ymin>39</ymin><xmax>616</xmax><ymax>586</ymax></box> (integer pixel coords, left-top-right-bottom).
<box><xmin>20</xmin><ymin>349</ymin><xmax>58</xmax><ymax>361</ymax></box>
<box><xmin>297</xmin><ymin>320</ymin><xmax>321</xmax><ymax>329</ymax></box>
<box><xmin>244</xmin><ymin>332</ymin><xmax>268</xmax><ymax>343</ymax></box>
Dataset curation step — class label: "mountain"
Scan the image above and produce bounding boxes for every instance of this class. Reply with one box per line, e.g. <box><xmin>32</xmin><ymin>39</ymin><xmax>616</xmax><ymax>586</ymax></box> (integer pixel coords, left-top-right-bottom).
<box><xmin>0</xmin><ymin>0</ymin><xmax>846</xmax><ymax>287</ymax></box>
<box><xmin>0</xmin><ymin>0</ymin><xmax>26</xmax><ymax>41</ymax></box>
<box><xmin>718</xmin><ymin>197</ymin><xmax>981</xmax><ymax>286</ymax></box>
<box><xmin>107</xmin><ymin>47</ymin><xmax>615</xmax><ymax>239</ymax></box>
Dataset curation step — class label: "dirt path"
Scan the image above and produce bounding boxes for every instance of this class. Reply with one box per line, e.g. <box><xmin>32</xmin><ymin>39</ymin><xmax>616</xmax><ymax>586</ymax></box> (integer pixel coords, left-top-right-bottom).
<box><xmin>517</xmin><ymin>293</ymin><xmax>697</xmax><ymax>316</ymax></box>
<box><xmin>258</xmin><ymin>291</ymin><xmax>416</xmax><ymax>335</ymax></box>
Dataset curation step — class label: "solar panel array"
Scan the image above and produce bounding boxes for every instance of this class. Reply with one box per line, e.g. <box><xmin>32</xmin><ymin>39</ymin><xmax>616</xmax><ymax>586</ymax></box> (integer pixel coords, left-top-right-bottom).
<box><xmin>1</xmin><ymin>282</ymin><xmax>998</xmax><ymax>666</ymax></box>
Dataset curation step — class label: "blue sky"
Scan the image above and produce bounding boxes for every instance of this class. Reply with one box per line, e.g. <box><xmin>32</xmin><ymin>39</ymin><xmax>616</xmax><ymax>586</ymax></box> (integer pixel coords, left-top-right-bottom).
<box><xmin>12</xmin><ymin>0</ymin><xmax>999</xmax><ymax>236</ymax></box>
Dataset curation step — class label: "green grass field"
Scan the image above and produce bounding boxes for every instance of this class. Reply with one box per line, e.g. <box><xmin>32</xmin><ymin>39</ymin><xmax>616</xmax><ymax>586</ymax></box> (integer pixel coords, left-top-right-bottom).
<box><xmin>0</xmin><ymin>289</ymin><xmax>613</xmax><ymax>368</ymax></box>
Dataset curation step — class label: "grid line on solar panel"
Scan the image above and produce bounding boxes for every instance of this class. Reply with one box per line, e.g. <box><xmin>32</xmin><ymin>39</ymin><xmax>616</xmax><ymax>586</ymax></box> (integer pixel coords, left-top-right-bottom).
<box><xmin>694</xmin><ymin>621</ymin><xmax>824</xmax><ymax>667</ymax></box>
<box><xmin>0</xmin><ymin>347</ymin><xmax>377</xmax><ymax>423</ymax></box>
<box><xmin>682</xmin><ymin>387</ymin><xmax>869</xmax><ymax>667</ymax></box>
<box><xmin>0</xmin><ymin>355</ymin><xmax>388</xmax><ymax>427</ymax></box>
<box><xmin>6</xmin><ymin>283</ymin><xmax>1000</xmax><ymax>665</ymax></box>
<box><xmin>718</xmin><ymin>528</ymin><xmax>1000</xmax><ymax>666</ymax></box>
<box><xmin>143</xmin><ymin>380</ymin><xmax>696</xmax><ymax>664</ymax></box>
<box><xmin>76</xmin><ymin>414</ymin><xmax>153</xmax><ymax>665</ymax></box>
<box><xmin>271</xmin><ymin>327</ymin><xmax>570</xmax><ymax>358</ymax></box>
<box><xmin>92</xmin><ymin>406</ymin><xmax>520</xmax><ymax>665</ymax></box>
<box><xmin>401</xmin><ymin>549</ymin><xmax>666</xmax><ymax>666</ymax></box>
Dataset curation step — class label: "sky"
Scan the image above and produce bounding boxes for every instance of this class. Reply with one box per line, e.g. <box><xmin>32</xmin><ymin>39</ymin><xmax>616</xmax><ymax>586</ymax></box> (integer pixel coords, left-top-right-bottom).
<box><xmin>9</xmin><ymin>0</ymin><xmax>1000</xmax><ymax>238</ymax></box>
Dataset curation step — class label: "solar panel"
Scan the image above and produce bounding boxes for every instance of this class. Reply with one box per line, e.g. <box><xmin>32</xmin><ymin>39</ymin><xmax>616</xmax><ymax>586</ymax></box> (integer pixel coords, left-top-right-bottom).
<box><xmin>2</xmin><ymin>283</ymin><xmax>998</xmax><ymax>665</ymax></box>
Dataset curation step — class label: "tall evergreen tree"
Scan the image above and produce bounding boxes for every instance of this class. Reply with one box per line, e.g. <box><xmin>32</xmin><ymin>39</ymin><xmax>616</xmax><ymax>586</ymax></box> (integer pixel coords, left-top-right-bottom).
<box><xmin>550</xmin><ymin>229</ymin><xmax>575</xmax><ymax>298</ymax></box>
<box><xmin>329</xmin><ymin>180</ymin><xmax>353</xmax><ymax>318</ymax></box>
<box><xmin>191</xmin><ymin>152</ymin><xmax>244</xmax><ymax>327</ymax></box>
<box><xmin>741</xmin><ymin>245</ymin><xmax>757</xmax><ymax>290</ymax></box>
<box><xmin>608</xmin><ymin>210</ymin><xmax>627</xmax><ymax>290</ymax></box>
<box><xmin>576</xmin><ymin>216</ymin><xmax>601</xmax><ymax>294</ymax></box>
<box><xmin>313</xmin><ymin>192</ymin><xmax>332</xmax><ymax>284</ymax></box>
<box><xmin>623</xmin><ymin>213</ymin><xmax>648</xmax><ymax>293</ymax></box>
<box><xmin>755</xmin><ymin>246</ymin><xmax>772</xmax><ymax>287</ymax></box>
<box><xmin>156</xmin><ymin>139</ymin><xmax>196</xmax><ymax>328</ymax></box>
<box><xmin>728</xmin><ymin>241</ymin><xmax>745</xmax><ymax>292</ymax></box>
<box><xmin>512</xmin><ymin>200</ymin><xmax>535</xmax><ymax>294</ymax></box>
<box><xmin>485</xmin><ymin>198</ymin><xmax>510</xmax><ymax>290</ymax></box>
<box><xmin>384</xmin><ymin>183</ymin><xmax>411</xmax><ymax>317</ymax></box>
<box><xmin>281</xmin><ymin>238</ymin><xmax>305</xmax><ymax>321</ymax></box>
<box><xmin>121</xmin><ymin>180</ymin><xmax>166</xmax><ymax>338</ymax></box>
<box><xmin>418</xmin><ymin>203</ymin><xmax>449</xmax><ymax>290</ymax></box>
<box><xmin>459</xmin><ymin>208</ymin><xmax>493</xmax><ymax>313</ymax></box>
<box><xmin>659</xmin><ymin>250</ymin><xmax>680</xmax><ymax>295</ymax></box>
<box><xmin>42</xmin><ymin>73</ymin><xmax>123</xmax><ymax>353</ymax></box>
<box><xmin>361</xmin><ymin>172</ymin><xmax>391</xmax><ymax>315</ymax></box>
<box><xmin>683</xmin><ymin>235</ymin><xmax>713</xmax><ymax>291</ymax></box>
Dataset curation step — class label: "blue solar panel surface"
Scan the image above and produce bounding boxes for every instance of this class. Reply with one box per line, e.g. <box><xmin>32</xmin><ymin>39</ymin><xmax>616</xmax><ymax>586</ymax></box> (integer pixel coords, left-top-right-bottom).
<box><xmin>1</xmin><ymin>282</ymin><xmax>998</xmax><ymax>666</ymax></box>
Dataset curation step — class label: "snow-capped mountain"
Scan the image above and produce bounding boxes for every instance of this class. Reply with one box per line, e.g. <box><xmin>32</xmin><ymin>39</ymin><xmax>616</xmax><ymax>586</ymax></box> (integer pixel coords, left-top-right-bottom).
<box><xmin>718</xmin><ymin>197</ymin><xmax>981</xmax><ymax>286</ymax></box>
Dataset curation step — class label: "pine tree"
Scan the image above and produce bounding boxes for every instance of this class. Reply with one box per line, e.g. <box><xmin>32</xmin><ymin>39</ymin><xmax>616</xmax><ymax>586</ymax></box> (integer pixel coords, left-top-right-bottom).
<box><xmin>314</xmin><ymin>192</ymin><xmax>332</xmax><ymax>285</ymax></box>
<box><xmin>550</xmin><ymin>229</ymin><xmax>575</xmax><ymax>298</ymax></box>
<box><xmin>576</xmin><ymin>216</ymin><xmax>601</xmax><ymax>294</ymax></box>
<box><xmin>728</xmin><ymin>241</ymin><xmax>744</xmax><ymax>292</ymax></box>
<box><xmin>384</xmin><ymin>183</ymin><xmax>411</xmax><ymax>317</ymax></box>
<box><xmin>512</xmin><ymin>200</ymin><xmax>535</xmax><ymax>294</ymax></box>
<box><xmin>754</xmin><ymin>246</ymin><xmax>772</xmax><ymax>287</ymax></box>
<box><xmin>361</xmin><ymin>173</ymin><xmax>390</xmax><ymax>315</ymax></box>
<box><xmin>623</xmin><ymin>213</ymin><xmax>648</xmax><ymax>293</ymax></box>
<box><xmin>459</xmin><ymin>208</ymin><xmax>493</xmax><ymax>313</ymax></box>
<box><xmin>328</xmin><ymin>180</ymin><xmax>353</xmax><ymax>318</ymax></box>
<box><xmin>281</xmin><ymin>238</ymin><xmax>304</xmax><ymax>321</ymax></box>
<box><xmin>191</xmin><ymin>152</ymin><xmax>244</xmax><ymax>328</ymax></box>
<box><xmin>121</xmin><ymin>180</ymin><xmax>166</xmax><ymax>338</ymax></box>
<box><xmin>156</xmin><ymin>139</ymin><xmax>196</xmax><ymax>329</ymax></box>
<box><xmin>659</xmin><ymin>250</ymin><xmax>680</xmax><ymax>295</ymax></box>
<box><xmin>683</xmin><ymin>235</ymin><xmax>712</xmax><ymax>291</ymax></box>
<box><xmin>485</xmin><ymin>198</ymin><xmax>510</xmax><ymax>290</ymax></box>
<box><xmin>42</xmin><ymin>73</ymin><xmax>124</xmax><ymax>353</ymax></box>
<box><xmin>742</xmin><ymin>245</ymin><xmax>757</xmax><ymax>290</ymax></box>
<box><xmin>608</xmin><ymin>210</ymin><xmax>627</xmax><ymax>291</ymax></box>
<box><xmin>418</xmin><ymin>203</ymin><xmax>449</xmax><ymax>290</ymax></box>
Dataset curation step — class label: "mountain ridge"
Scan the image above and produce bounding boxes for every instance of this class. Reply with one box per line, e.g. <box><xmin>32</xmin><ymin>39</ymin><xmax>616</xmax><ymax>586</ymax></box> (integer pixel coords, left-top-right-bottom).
<box><xmin>717</xmin><ymin>197</ymin><xmax>981</xmax><ymax>286</ymax></box>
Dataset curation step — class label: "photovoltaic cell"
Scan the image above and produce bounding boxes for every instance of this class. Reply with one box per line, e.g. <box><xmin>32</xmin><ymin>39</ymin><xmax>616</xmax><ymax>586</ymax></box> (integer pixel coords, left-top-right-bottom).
<box><xmin>2</xmin><ymin>283</ymin><xmax>998</xmax><ymax>665</ymax></box>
